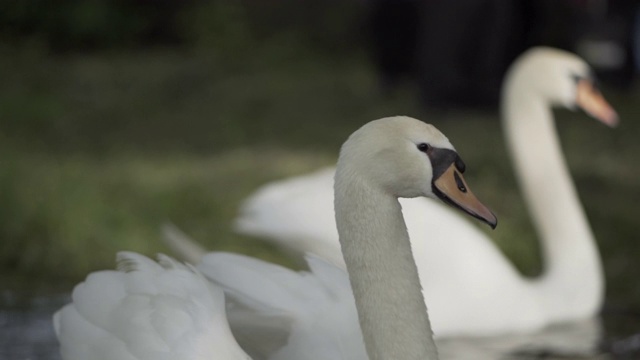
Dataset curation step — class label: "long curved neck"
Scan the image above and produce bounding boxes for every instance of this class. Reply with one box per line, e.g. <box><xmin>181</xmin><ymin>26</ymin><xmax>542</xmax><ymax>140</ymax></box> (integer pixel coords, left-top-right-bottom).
<box><xmin>334</xmin><ymin>169</ymin><xmax>438</xmax><ymax>360</ymax></box>
<box><xmin>502</xmin><ymin>86</ymin><xmax>604</xmax><ymax>319</ymax></box>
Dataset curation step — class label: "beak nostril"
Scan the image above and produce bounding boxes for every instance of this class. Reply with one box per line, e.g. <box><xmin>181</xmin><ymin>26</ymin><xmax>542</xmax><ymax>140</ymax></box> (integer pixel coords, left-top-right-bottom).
<box><xmin>454</xmin><ymin>172</ymin><xmax>467</xmax><ymax>193</ymax></box>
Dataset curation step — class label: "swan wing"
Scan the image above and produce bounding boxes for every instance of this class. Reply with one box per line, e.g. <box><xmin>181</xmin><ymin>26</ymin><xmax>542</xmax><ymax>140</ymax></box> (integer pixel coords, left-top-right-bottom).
<box><xmin>54</xmin><ymin>252</ymin><xmax>250</xmax><ymax>360</ymax></box>
<box><xmin>234</xmin><ymin>167</ymin><xmax>344</xmax><ymax>266</ymax></box>
<box><xmin>198</xmin><ymin>252</ymin><xmax>367</xmax><ymax>360</ymax></box>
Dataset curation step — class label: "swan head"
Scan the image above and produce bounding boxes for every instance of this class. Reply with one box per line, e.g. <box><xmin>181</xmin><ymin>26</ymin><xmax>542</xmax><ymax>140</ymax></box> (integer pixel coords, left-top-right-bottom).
<box><xmin>504</xmin><ymin>47</ymin><xmax>618</xmax><ymax>127</ymax></box>
<box><xmin>336</xmin><ymin>116</ymin><xmax>497</xmax><ymax>228</ymax></box>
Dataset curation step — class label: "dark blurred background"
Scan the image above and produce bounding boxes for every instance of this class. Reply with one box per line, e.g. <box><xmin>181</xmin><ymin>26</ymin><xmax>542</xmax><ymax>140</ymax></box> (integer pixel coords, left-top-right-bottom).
<box><xmin>0</xmin><ymin>1</ymin><xmax>639</xmax><ymax>357</ymax></box>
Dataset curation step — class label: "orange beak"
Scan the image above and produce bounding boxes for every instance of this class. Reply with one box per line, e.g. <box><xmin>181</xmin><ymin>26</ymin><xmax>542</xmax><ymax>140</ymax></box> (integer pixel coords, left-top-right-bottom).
<box><xmin>576</xmin><ymin>80</ymin><xmax>619</xmax><ymax>127</ymax></box>
<box><xmin>433</xmin><ymin>164</ymin><xmax>497</xmax><ymax>229</ymax></box>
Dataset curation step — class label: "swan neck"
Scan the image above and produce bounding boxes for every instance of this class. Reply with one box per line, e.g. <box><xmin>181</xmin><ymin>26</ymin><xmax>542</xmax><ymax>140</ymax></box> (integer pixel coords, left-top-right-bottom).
<box><xmin>503</xmin><ymin>88</ymin><xmax>604</xmax><ymax>315</ymax></box>
<box><xmin>334</xmin><ymin>172</ymin><xmax>438</xmax><ymax>360</ymax></box>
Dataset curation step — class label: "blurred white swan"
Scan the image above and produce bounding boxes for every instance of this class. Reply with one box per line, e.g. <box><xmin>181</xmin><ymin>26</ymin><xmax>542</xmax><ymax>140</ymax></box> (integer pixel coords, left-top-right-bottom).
<box><xmin>233</xmin><ymin>47</ymin><xmax>618</xmax><ymax>336</ymax></box>
<box><xmin>55</xmin><ymin>116</ymin><xmax>497</xmax><ymax>360</ymax></box>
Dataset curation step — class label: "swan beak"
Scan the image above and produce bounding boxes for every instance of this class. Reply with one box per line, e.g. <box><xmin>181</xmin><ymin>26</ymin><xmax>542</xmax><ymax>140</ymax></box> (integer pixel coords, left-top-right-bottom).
<box><xmin>433</xmin><ymin>165</ymin><xmax>498</xmax><ymax>229</ymax></box>
<box><xmin>576</xmin><ymin>79</ymin><xmax>618</xmax><ymax>127</ymax></box>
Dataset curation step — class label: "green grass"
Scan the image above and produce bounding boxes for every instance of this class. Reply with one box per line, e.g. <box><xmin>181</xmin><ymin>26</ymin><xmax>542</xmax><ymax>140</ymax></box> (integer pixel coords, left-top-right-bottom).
<box><xmin>0</xmin><ymin>149</ymin><xmax>332</xmax><ymax>281</ymax></box>
<box><xmin>0</xmin><ymin>44</ymin><xmax>638</xmax><ymax>310</ymax></box>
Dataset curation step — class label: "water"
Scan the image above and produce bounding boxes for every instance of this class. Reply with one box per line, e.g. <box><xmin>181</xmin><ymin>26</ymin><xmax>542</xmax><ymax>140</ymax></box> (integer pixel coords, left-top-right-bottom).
<box><xmin>1</xmin><ymin>292</ymin><xmax>638</xmax><ymax>360</ymax></box>
<box><xmin>0</xmin><ymin>292</ymin><xmax>66</xmax><ymax>360</ymax></box>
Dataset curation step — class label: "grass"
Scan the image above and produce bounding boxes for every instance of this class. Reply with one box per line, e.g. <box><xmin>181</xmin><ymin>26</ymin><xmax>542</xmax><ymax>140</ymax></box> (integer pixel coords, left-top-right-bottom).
<box><xmin>0</xmin><ymin>149</ymin><xmax>332</xmax><ymax>281</ymax></box>
<box><xmin>0</xmin><ymin>44</ymin><xmax>638</xmax><ymax>310</ymax></box>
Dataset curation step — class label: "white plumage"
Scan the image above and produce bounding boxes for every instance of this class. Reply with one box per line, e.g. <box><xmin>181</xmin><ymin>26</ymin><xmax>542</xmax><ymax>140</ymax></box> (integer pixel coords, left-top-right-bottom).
<box><xmin>57</xmin><ymin>116</ymin><xmax>499</xmax><ymax>359</ymax></box>
<box><xmin>234</xmin><ymin>47</ymin><xmax>618</xmax><ymax>336</ymax></box>
<box><xmin>54</xmin><ymin>252</ymin><xmax>250</xmax><ymax>360</ymax></box>
<box><xmin>197</xmin><ymin>252</ymin><xmax>366</xmax><ymax>360</ymax></box>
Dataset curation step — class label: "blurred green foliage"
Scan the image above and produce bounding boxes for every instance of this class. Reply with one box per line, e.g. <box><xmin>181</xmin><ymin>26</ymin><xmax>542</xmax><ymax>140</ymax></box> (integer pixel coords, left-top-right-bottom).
<box><xmin>0</xmin><ymin>41</ymin><xmax>406</xmax><ymax>284</ymax></box>
<box><xmin>0</xmin><ymin>0</ymin><xmax>364</xmax><ymax>54</ymax></box>
<box><xmin>0</xmin><ymin>0</ymin><xmax>186</xmax><ymax>49</ymax></box>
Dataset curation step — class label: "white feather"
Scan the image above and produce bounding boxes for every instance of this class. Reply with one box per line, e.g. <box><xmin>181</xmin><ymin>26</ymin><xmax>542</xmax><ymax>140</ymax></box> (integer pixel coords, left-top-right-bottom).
<box><xmin>198</xmin><ymin>252</ymin><xmax>366</xmax><ymax>360</ymax></box>
<box><xmin>54</xmin><ymin>252</ymin><xmax>250</xmax><ymax>360</ymax></box>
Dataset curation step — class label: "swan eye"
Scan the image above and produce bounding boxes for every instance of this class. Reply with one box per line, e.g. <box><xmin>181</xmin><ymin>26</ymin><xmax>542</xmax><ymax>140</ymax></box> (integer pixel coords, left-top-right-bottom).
<box><xmin>571</xmin><ymin>73</ymin><xmax>583</xmax><ymax>84</ymax></box>
<box><xmin>572</xmin><ymin>72</ymin><xmax>600</xmax><ymax>90</ymax></box>
<box><xmin>417</xmin><ymin>143</ymin><xmax>430</xmax><ymax>153</ymax></box>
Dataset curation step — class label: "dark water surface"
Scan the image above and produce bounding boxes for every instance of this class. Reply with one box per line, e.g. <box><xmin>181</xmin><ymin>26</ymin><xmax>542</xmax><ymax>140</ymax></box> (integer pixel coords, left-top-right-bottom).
<box><xmin>0</xmin><ymin>292</ymin><xmax>66</xmax><ymax>360</ymax></box>
<box><xmin>1</xmin><ymin>291</ymin><xmax>638</xmax><ymax>360</ymax></box>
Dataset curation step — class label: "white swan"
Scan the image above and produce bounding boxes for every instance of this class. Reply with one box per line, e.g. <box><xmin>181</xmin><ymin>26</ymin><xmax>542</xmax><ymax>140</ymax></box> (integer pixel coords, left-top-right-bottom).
<box><xmin>54</xmin><ymin>116</ymin><xmax>497</xmax><ymax>360</ymax></box>
<box><xmin>233</xmin><ymin>47</ymin><xmax>618</xmax><ymax>336</ymax></box>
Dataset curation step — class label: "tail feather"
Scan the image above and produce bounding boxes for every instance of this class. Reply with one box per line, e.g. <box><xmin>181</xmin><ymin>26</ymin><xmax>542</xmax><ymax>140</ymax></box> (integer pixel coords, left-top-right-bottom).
<box><xmin>161</xmin><ymin>223</ymin><xmax>207</xmax><ymax>265</ymax></box>
<box><xmin>197</xmin><ymin>252</ymin><xmax>298</xmax><ymax>357</ymax></box>
<box><xmin>158</xmin><ymin>224</ymin><xmax>365</xmax><ymax>360</ymax></box>
<box><xmin>199</xmin><ymin>252</ymin><xmax>318</xmax><ymax>314</ymax></box>
<box><xmin>198</xmin><ymin>252</ymin><xmax>365</xmax><ymax>360</ymax></box>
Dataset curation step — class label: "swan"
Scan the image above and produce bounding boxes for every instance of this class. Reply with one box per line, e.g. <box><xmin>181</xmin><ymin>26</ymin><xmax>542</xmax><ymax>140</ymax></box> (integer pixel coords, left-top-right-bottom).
<box><xmin>232</xmin><ymin>47</ymin><xmax>619</xmax><ymax>336</ymax></box>
<box><xmin>54</xmin><ymin>116</ymin><xmax>497</xmax><ymax>360</ymax></box>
